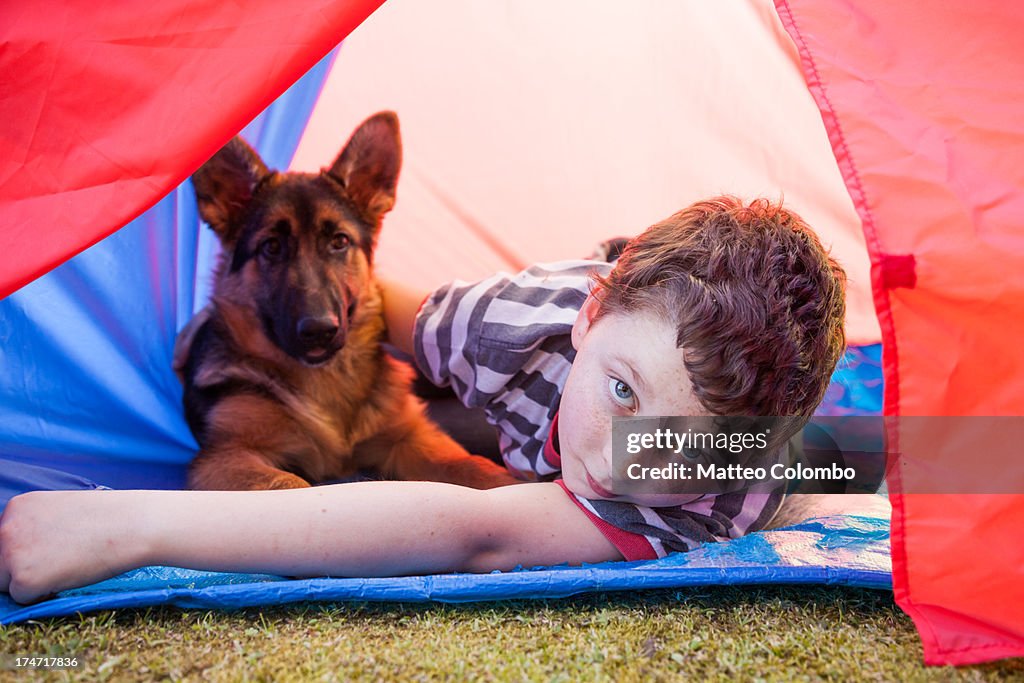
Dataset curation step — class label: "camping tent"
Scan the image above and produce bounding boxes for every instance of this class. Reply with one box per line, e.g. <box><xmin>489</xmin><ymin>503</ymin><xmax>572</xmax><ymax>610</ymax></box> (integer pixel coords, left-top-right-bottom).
<box><xmin>2</xmin><ymin>0</ymin><xmax>1022</xmax><ymax>665</ymax></box>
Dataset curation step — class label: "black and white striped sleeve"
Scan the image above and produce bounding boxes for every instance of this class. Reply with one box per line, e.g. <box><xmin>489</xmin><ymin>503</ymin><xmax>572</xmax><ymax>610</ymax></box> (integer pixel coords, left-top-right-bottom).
<box><xmin>413</xmin><ymin>271</ymin><xmax>516</xmax><ymax>409</ymax></box>
<box><xmin>412</xmin><ymin>260</ymin><xmax>608</xmax><ymax>411</ymax></box>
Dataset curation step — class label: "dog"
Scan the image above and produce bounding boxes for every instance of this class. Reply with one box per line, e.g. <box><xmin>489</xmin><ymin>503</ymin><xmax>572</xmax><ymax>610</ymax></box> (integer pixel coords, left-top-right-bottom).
<box><xmin>174</xmin><ymin>112</ymin><xmax>518</xmax><ymax>491</ymax></box>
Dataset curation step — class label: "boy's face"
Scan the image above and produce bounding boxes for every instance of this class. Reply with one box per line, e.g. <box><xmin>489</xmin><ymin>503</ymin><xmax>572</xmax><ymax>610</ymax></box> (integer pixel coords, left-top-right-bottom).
<box><xmin>559</xmin><ymin>295</ymin><xmax>708</xmax><ymax>507</ymax></box>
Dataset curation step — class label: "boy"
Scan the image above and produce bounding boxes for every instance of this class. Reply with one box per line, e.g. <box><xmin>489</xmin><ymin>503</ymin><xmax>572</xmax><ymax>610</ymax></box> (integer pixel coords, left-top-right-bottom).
<box><xmin>0</xmin><ymin>196</ymin><xmax>847</xmax><ymax>605</ymax></box>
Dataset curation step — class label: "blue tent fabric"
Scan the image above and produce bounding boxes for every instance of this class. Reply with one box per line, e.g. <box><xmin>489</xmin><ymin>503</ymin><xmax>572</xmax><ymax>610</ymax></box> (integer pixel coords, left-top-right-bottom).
<box><xmin>0</xmin><ymin>514</ymin><xmax>890</xmax><ymax>624</ymax></box>
<box><xmin>816</xmin><ymin>344</ymin><xmax>884</xmax><ymax>416</ymax></box>
<box><xmin>0</xmin><ymin>460</ymin><xmax>110</xmax><ymax>508</ymax></box>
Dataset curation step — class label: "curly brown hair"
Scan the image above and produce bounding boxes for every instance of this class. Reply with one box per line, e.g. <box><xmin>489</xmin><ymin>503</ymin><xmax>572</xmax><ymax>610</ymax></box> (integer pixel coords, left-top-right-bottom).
<box><xmin>593</xmin><ymin>196</ymin><xmax>846</xmax><ymax>431</ymax></box>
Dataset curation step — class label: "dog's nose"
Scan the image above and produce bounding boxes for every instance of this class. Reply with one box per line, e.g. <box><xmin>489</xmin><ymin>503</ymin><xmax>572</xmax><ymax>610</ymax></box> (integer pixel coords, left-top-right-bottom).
<box><xmin>297</xmin><ymin>316</ymin><xmax>340</xmax><ymax>347</ymax></box>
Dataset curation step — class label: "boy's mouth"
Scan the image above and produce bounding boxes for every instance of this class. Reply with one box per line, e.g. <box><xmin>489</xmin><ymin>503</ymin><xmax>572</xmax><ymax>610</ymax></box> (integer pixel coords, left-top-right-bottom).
<box><xmin>585</xmin><ymin>470</ymin><xmax>616</xmax><ymax>499</ymax></box>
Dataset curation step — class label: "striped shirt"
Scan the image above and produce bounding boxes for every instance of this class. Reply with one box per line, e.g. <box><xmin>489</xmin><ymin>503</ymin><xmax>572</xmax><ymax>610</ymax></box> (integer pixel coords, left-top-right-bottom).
<box><xmin>413</xmin><ymin>259</ymin><xmax>785</xmax><ymax>560</ymax></box>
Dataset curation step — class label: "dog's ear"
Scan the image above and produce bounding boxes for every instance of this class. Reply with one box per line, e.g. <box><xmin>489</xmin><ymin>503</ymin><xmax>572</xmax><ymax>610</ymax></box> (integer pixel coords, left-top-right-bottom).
<box><xmin>191</xmin><ymin>137</ymin><xmax>270</xmax><ymax>243</ymax></box>
<box><xmin>326</xmin><ymin>112</ymin><xmax>402</xmax><ymax>227</ymax></box>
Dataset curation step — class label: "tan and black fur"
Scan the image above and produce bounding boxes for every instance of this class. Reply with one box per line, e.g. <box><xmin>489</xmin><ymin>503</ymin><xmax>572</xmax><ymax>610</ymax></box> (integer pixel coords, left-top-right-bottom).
<box><xmin>176</xmin><ymin>112</ymin><xmax>517</xmax><ymax>490</ymax></box>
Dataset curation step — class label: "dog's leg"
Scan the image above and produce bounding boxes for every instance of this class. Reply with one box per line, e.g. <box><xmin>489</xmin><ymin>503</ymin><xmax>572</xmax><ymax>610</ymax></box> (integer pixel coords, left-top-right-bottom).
<box><xmin>188</xmin><ymin>449</ymin><xmax>311</xmax><ymax>491</ymax></box>
<box><xmin>361</xmin><ymin>402</ymin><xmax>519</xmax><ymax>489</ymax></box>
<box><xmin>387</xmin><ymin>425</ymin><xmax>520</xmax><ymax>489</ymax></box>
<box><xmin>187</xmin><ymin>393</ymin><xmax>320</xmax><ymax>491</ymax></box>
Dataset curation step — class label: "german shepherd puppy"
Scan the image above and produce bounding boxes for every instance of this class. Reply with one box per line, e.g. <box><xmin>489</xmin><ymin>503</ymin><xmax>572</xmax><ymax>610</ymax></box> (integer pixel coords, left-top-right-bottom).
<box><xmin>175</xmin><ymin>112</ymin><xmax>517</xmax><ymax>490</ymax></box>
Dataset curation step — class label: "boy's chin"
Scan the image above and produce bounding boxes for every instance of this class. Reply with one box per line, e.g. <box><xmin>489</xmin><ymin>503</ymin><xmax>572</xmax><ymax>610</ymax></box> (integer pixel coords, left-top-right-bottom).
<box><xmin>562</xmin><ymin>462</ymin><xmax>618</xmax><ymax>500</ymax></box>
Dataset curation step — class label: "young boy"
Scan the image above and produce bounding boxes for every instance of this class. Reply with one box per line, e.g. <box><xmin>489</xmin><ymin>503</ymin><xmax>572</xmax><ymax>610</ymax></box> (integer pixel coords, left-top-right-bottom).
<box><xmin>0</xmin><ymin>196</ymin><xmax>847</xmax><ymax>605</ymax></box>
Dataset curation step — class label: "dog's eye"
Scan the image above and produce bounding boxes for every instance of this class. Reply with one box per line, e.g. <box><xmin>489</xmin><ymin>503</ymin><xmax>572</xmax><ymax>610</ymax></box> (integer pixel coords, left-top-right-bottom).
<box><xmin>260</xmin><ymin>237</ymin><xmax>283</xmax><ymax>259</ymax></box>
<box><xmin>330</xmin><ymin>233</ymin><xmax>351</xmax><ymax>251</ymax></box>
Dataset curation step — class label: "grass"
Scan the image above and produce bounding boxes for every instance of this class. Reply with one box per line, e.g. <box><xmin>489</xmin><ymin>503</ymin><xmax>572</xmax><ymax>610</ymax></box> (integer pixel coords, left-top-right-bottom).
<box><xmin>2</xmin><ymin>586</ymin><xmax>1023</xmax><ymax>681</ymax></box>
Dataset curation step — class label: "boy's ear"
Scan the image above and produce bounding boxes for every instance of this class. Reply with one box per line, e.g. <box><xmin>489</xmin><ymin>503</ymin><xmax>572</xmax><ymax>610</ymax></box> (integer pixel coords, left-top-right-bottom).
<box><xmin>571</xmin><ymin>292</ymin><xmax>603</xmax><ymax>350</ymax></box>
<box><xmin>326</xmin><ymin>111</ymin><xmax>402</xmax><ymax>228</ymax></box>
<box><xmin>191</xmin><ymin>137</ymin><xmax>270</xmax><ymax>244</ymax></box>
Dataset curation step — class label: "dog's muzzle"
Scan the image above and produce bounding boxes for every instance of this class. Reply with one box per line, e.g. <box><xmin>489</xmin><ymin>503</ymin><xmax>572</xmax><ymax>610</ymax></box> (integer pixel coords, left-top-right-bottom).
<box><xmin>296</xmin><ymin>314</ymin><xmax>344</xmax><ymax>365</ymax></box>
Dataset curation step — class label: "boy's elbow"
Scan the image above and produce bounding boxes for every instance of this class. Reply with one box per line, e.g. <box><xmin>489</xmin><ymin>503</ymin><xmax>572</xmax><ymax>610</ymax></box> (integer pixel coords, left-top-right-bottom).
<box><xmin>459</xmin><ymin>540</ymin><xmax>508</xmax><ymax>574</ymax></box>
<box><xmin>455</xmin><ymin>516</ymin><xmax>517</xmax><ymax>574</ymax></box>
<box><xmin>460</xmin><ymin>522</ymin><xmax>541</xmax><ymax>574</ymax></box>
<box><xmin>450</xmin><ymin>488</ymin><xmax>529</xmax><ymax>574</ymax></box>
<box><xmin>454</xmin><ymin>482</ymin><xmax>624</xmax><ymax>572</ymax></box>
<box><xmin>379</xmin><ymin>277</ymin><xmax>427</xmax><ymax>357</ymax></box>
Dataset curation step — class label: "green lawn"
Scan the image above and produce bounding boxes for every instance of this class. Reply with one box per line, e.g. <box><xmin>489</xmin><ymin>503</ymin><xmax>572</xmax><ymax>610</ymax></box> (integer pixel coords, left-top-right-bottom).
<box><xmin>2</xmin><ymin>586</ymin><xmax>1022</xmax><ymax>681</ymax></box>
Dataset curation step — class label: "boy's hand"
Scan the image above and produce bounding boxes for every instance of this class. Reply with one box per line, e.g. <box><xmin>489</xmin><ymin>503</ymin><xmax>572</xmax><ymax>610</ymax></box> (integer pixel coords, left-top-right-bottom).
<box><xmin>0</xmin><ymin>491</ymin><xmax>145</xmax><ymax>604</ymax></box>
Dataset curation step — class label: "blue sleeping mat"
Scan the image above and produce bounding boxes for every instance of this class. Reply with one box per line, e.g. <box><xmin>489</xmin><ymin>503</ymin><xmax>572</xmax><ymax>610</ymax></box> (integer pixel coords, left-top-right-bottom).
<box><xmin>0</xmin><ymin>511</ymin><xmax>889</xmax><ymax>625</ymax></box>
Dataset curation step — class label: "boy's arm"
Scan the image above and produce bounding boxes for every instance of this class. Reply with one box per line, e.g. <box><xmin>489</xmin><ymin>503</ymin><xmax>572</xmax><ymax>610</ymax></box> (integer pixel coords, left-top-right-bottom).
<box><xmin>0</xmin><ymin>481</ymin><xmax>621</xmax><ymax>604</ymax></box>
<box><xmin>379</xmin><ymin>276</ymin><xmax>430</xmax><ymax>357</ymax></box>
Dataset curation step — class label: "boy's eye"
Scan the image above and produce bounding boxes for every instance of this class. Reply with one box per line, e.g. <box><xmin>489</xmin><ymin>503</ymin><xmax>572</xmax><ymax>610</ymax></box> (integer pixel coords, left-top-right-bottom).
<box><xmin>608</xmin><ymin>378</ymin><xmax>636</xmax><ymax>409</ymax></box>
<box><xmin>682</xmin><ymin>446</ymin><xmax>706</xmax><ymax>460</ymax></box>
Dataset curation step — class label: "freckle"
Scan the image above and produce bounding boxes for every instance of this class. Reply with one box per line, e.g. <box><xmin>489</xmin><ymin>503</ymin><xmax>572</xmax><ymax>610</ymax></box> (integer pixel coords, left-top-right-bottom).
<box><xmin>321</xmin><ymin>508</ymin><xmax>327</xmax><ymax>513</ymax></box>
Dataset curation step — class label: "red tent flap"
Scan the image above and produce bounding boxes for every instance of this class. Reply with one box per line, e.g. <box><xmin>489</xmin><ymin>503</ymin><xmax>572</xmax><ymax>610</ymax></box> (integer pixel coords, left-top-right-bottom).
<box><xmin>778</xmin><ymin>0</ymin><xmax>1024</xmax><ymax>665</ymax></box>
<box><xmin>0</xmin><ymin>0</ymin><xmax>384</xmax><ymax>299</ymax></box>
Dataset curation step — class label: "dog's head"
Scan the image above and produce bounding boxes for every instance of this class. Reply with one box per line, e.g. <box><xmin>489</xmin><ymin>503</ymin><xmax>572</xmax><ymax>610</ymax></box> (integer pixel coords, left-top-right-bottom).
<box><xmin>191</xmin><ymin>112</ymin><xmax>401</xmax><ymax>366</ymax></box>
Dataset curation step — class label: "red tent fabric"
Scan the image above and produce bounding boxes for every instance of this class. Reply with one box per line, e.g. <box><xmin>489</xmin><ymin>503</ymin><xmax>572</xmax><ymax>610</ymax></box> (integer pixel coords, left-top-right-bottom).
<box><xmin>778</xmin><ymin>0</ymin><xmax>1024</xmax><ymax>665</ymax></box>
<box><xmin>0</xmin><ymin>0</ymin><xmax>383</xmax><ymax>299</ymax></box>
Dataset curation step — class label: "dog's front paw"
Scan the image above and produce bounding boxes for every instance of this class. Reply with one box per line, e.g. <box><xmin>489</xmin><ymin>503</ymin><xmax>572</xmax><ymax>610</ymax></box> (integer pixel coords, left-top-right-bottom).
<box><xmin>188</xmin><ymin>450</ymin><xmax>313</xmax><ymax>491</ymax></box>
<box><xmin>462</xmin><ymin>458</ymin><xmax>522</xmax><ymax>489</ymax></box>
<box><xmin>266</xmin><ymin>473</ymin><xmax>313</xmax><ymax>490</ymax></box>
